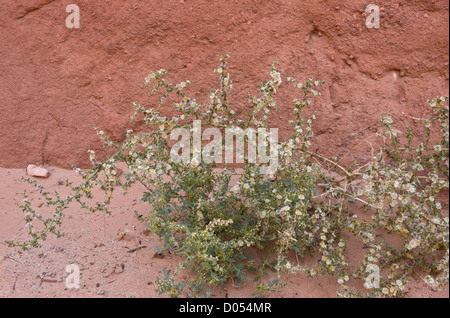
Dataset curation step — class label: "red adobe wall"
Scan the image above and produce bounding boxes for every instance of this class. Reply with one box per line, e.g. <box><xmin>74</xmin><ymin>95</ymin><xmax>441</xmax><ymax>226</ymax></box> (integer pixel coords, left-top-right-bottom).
<box><xmin>0</xmin><ymin>0</ymin><xmax>448</xmax><ymax>169</ymax></box>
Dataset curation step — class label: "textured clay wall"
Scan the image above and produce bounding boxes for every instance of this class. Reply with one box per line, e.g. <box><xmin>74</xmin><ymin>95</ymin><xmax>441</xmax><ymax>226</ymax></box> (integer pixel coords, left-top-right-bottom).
<box><xmin>0</xmin><ymin>0</ymin><xmax>449</xmax><ymax>169</ymax></box>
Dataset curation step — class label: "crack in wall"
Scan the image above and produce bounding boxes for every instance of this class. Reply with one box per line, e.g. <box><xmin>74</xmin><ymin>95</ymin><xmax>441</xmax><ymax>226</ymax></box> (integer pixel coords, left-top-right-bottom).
<box><xmin>15</xmin><ymin>0</ymin><xmax>58</xmax><ymax>20</ymax></box>
<box><xmin>41</xmin><ymin>131</ymin><xmax>48</xmax><ymax>166</ymax></box>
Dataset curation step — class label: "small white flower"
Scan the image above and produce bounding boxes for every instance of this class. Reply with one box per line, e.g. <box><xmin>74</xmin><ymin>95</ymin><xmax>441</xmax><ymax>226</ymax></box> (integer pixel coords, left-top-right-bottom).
<box><xmin>383</xmin><ymin>116</ymin><xmax>393</xmax><ymax>125</ymax></box>
<box><xmin>190</xmin><ymin>158</ymin><xmax>200</xmax><ymax>168</ymax></box>
<box><xmin>434</xmin><ymin>145</ymin><xmax>443</xmax><ymax>152</ymax></box>
<box><xmin>431</xmin><ymin>218</ymin><xmax>441</xmax><ymax>225</ymax></box>
<box><xmin>425</xmin><ymin>275</ymin><xmax>435</xmax><ymax>285</ymax></box>
<box><xmin>231</xmin><ymin>185</ymin><xmax>240</xmax><ymax>193</ymax></box>
<box><xmin>408</xmin><ymin>238</ymin><xmax>421</xmax><ymax>250</ymax></box>
<box><xmin>149</xmin><ymin>169</ymin><xmax>157</xmax><ymax>179</ymax></box>
<box><xmin>406</xmin><ymin>183</ymin><xmax>416</xmax><ymax>194</ymax></box>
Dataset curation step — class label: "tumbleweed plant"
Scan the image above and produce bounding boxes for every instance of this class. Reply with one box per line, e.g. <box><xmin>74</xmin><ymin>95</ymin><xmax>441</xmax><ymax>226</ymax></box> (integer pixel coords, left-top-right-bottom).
<box><xmin>7</xmin><ymin>55</ymin><xmax>449</xmax><ymax>298</ymax></box>
<box><xmin>345</xmin><ymin>96</ymin><xmax>449</xmax><ymax>297</ymax></box>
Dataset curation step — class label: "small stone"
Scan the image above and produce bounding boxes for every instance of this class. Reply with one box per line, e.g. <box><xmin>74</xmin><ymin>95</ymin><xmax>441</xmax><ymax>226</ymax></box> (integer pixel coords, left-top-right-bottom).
<box><xmin>26</xmin><ymin>164</ymin><xmax>49</xmax><ymax>178</ymax></box>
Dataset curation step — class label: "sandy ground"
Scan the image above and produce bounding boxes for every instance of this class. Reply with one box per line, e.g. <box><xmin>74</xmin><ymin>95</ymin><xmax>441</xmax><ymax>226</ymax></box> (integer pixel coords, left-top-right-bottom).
<box><xmin>0</xmin><ymin>166</ymin><xmax>448</xmax><ymax>298</ymax></box>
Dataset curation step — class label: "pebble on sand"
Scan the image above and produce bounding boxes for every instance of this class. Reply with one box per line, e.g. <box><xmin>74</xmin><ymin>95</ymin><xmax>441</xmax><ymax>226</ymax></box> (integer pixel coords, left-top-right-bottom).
<box><xmin>26</xmin><ymin>164</ymin><xmax>50</xmax><ymax>178</ymax></box>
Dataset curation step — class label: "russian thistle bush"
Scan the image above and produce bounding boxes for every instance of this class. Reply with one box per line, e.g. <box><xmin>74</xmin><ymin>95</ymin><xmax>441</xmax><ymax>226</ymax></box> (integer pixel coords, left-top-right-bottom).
<box><xmin>8</xmin><ymin>55</ymin><xmax>449</xmax><ymax>298</ymax></box>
